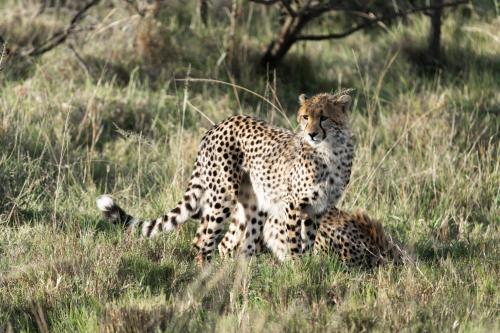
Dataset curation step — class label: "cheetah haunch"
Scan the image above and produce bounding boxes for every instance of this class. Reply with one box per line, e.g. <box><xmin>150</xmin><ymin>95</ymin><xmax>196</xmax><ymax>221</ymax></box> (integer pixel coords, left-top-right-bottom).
<box><xmin>96</xmin><ymin>92</ymin><xmax>354</xmax><ymax>263</ymax></box>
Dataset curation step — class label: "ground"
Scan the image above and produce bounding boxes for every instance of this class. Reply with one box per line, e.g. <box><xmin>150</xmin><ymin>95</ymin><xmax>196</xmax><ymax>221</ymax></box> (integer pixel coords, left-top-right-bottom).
<box><xmin>0</xmin><ymin>1</ymin><xmax>498</xmax><ymax>332</ymax></box>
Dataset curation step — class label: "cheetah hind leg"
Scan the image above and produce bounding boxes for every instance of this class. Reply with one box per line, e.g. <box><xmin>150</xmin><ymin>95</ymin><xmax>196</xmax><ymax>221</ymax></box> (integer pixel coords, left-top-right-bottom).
<box><xmin>192</xmin><ymin>213</ymin><xmax>209</xmax><ymax>254</ymax></box>
<box><xmin>197</xmin><ymin>182</ymin><xmax>242</xmax><ymax>263</ymax></box>
<box><xmin>218</xmin><ymin>206</ymin><xmax>268</xmax><ymax>259</ymax></box>
<box><xmin>218</xmin><ymin>202</ymin><xmax>246</xmax><ymax>258</ymax></box>
<box><xmin>218</xmin><ymin>172</ymin><xmax>266</xmax><ymax>258</ymax></box>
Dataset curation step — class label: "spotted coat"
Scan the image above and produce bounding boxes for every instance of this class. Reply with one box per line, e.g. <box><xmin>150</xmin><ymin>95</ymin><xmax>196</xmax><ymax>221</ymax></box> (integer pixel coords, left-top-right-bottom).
<box><xmin>97</xmin><ymin>92</ymin><xmax>354</xmax><ymax>263</ymax></box>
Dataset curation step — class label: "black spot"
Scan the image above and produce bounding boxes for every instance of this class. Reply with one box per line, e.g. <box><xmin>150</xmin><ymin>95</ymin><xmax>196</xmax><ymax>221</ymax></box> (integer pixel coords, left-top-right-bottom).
<box><xmin>170</xmin><ymin>216</ymin><xmax>178</xmax><ymax>226</ymax></box>
<box><xmin>145</xmin><ymin>222</ymin><xmax>155</xmax><ymax>237</ymax></box>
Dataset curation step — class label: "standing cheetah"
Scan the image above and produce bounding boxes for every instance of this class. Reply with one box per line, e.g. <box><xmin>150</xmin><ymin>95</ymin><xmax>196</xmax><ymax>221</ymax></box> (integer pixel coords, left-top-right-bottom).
<box><xmin>96</xmin><ymin>92</ymin><xmax>354</xmax><ymax>262</ymax></box>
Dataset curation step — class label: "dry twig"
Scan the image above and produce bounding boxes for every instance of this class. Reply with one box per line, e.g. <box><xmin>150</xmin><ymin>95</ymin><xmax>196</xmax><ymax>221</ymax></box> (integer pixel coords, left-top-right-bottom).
<box><xmin>0</xmin><ymin>38</ymin><xmax>7</xmax><ymax>71</ymax></box>
<box><xmin>296</xmin><ymin>1</ymin><xmax>468</xmax><ymax>41</ymax></box>
<box><xmin>21</xmin><ymin>0</ymin><xmax>101</xmax><ymax>57</ymax></box>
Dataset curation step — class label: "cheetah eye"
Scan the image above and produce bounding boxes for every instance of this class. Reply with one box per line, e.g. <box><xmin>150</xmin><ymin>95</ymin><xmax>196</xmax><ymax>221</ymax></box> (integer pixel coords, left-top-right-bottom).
<box><xmin>302</xmin><ymin>115</ymin><xmax>309</xmax><ymax>121</ymax></box>
<box><xmin>320</xmin><ymin>115</ymin><xmax>328</xmax><ymax>122</ymax></box>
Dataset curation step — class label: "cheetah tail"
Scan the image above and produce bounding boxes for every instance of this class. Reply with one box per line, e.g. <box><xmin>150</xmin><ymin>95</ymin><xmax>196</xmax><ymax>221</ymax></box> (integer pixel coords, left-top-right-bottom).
<box><xmin>96</xmin><ymin>195</ymin><xmax>136</xmax><ymax>226</ymax></box>
<box><xmin>96</xmin><ymin>181</ymin><xmax>204</xmax><ymax>238</ymax></box>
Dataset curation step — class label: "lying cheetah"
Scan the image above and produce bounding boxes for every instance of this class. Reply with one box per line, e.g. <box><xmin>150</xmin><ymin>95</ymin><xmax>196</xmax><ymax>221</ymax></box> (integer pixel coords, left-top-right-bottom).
<box><xmin>312</xmin><ymin>208</ymin><xmax>402</xmax><ymax>266</ymax></box>
<box><xmin>97</xmin><ymin>92</ymin><xmax>354</xmax><ymax>262</ymax></box>
<box><xmin>224</xmin><ymin>202</ymin><xmax>403</xmax><ymax>267</ymax></box>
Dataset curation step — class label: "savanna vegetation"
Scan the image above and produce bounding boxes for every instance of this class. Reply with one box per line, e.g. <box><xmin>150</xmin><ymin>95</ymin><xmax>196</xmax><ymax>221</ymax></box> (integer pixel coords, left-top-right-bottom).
<box><xmin>0</xmin><ymin>0</ymin><xmax>498</xmax><ymax>332</ymax></box>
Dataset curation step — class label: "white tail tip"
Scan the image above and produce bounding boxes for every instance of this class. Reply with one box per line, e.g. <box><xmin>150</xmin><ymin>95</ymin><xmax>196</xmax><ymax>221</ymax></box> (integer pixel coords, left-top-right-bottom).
<box><xmin>96</xmin><ymin>195</ymin><xmax>114</xmax><ymax>211</ymax></box>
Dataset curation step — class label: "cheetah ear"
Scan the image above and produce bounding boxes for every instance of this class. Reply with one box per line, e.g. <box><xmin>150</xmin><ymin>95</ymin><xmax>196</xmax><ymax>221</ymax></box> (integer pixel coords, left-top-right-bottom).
<box><xmin>299</xmin><ymin>94</ymin><xmax>309</xmax><ymax>105</ymax></box>
<box><xmin>336</xmin><ymin>95</ymin><xmax>352</xmax><ymax>112</ymax></box>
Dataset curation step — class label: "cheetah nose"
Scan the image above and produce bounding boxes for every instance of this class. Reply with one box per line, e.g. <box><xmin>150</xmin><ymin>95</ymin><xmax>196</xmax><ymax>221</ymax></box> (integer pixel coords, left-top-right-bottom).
<box><xmin>309</xmin><ymin>132</ymin><xmax>318</xmax><ymax>140</ymax></box>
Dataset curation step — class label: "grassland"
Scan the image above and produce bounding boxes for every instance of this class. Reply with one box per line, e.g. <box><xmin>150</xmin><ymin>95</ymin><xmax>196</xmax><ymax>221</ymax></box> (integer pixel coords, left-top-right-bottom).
<box><xmin>0</xmin><ymin>1</ymin><xmax>499</xmax><ymax>332</ymax></box>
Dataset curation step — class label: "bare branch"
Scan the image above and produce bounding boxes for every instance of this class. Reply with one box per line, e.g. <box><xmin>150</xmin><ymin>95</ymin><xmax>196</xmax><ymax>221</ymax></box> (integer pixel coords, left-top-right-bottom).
<box><xmin>250</xmin><ymin>0</ymin><xmax>298</xmax><ymax>17</ymax></box>
<box><xmin>34</xmin><ymin>0</ymin><xmax>48</xmax><ymax>18</ymax></box>
<box><xmin>296</xmin><ymin>0</ymin><xmax>468</xmax><ymax>41</ymax></box>
<box><xmin>67</xmin><ymin>44</ymin><xmax>90</xmax><ymax>76</ymax></box>
<box><xmin>0</xmin><ymin>39</ymin><xmax>7</xmax><ymax>71</ymax></box>
<box><xmin>248</xmin><ymin>0</ymin><xmax>279</xmax><ymax>4</ymax></box>
<box><xmin>280</xmin><ymin>0</ymin><xmax>297</xmax><ymax>17</ymax></box>
<box><xmin>21</xmin><ymin>0</ymin><xmax>101</xmax><ymax>57</ymax></box>
<box><xmin>298</xmin><ymin>0</ymin><xmax>354</xmax><ymax>17</ymax></box>
<box><xmin>121</xmin><ymin>0</ymin><xmax>145</xmax><ymax>16</ymax></box>
<box><xmin>297</xmin><ymin>24</ymin><xmax>365</xmax><ymax>40</ymax></box>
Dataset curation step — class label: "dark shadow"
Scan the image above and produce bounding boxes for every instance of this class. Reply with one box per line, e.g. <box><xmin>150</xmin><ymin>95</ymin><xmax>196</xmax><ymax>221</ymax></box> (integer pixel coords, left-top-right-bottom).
<box><xmin>414</xmin><ymin>238</ymin><xmax>497</xmax><ymax>263</ymax></box>
<box><xmin>0</xmin><ymin>305</ymin><xmax>44</xmax><ymax>333</ymax></box>
<box><xmin>1</xmin><ymin>296</ymin><xmax>97</xmax><ymax>333</ymax></box>
<box><xmin>117</xmin><ymin>256</ymin><xmax>196</xmax><ymax>295</ymax></box>
<box><xmin>298</xmin><ymin>256</ymin><xmax>350</xmax><ymax>306</ymax></box>
<box><xmin>275</xmin><ymin>54</ymin><xmax>357</xmax><ymax>111</ymax></box>
<box><xmin>0</xmin><ymin>56</ymin><xmax>38</xmax><ymax>83</ymax></box>
<box><xmin>76</xmin><ymin>55</ymin><xmax>131</xmax><ymax>87</ymax></box>
<box><xmin>78</xmin><ymin>214</ymin><xmax>117</xmax><ymax>233</ymax></box>
<box><xmin>0</xmin><ymin>207</ymin><xmax>47</xmax><ymax>226</ymax></box>
<box><xmin>403</xmin><ymin>43</ymin><xmax>500</xmax><ymax>81</ymax></box>
<box><xmin>224</xmin><ymin>45</ymin><xmax>358</xmax><ymax>118</ymax></box>
<box><xmin>69</xmin><ymin>99</ymin><xmax>156</xmax><ymax>151</ymax></box>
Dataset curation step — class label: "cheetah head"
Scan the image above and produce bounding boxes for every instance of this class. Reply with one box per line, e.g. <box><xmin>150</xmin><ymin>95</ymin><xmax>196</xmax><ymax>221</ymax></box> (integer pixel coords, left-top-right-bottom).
<box><xmin>297</xmin><ymin>92</ymin><xmax>352</xmax><ymax>146</ymax></box>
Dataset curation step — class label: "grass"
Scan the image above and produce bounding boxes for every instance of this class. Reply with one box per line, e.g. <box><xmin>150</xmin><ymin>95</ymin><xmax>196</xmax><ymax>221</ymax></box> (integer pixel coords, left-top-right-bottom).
<box><xmin>0</xmin><ymin>1</ymin><xmax>499</xmax><ymax>332</ymax></box>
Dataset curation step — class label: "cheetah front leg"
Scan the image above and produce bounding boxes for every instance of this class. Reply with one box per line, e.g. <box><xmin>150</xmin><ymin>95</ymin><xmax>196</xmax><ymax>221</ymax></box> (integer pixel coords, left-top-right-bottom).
<box><xmin>197</xmin><ymin>185</ymin><xmax>241</xmax><ymax>263</ymax></box>
<box><xmin>301</xmin><ymin>218</ymin><xmax>317</xmax><ymax>253</ymax></box>
<box><xmin>285</xmin><ymin>201</ymin><xmax>303</xmax><ymax>258</ymax></box>
<box><xmin>255</xmin><ymin>207</ymin><xmax>314</xmax><ymax>261</ymax></box>
<box><xmin>263</xmin><ymin>216</ymin><xmax>288</xmax><ymax>261</ymax></box>
<box><xmin>260</xmin><ymin>202</ymin><xmax>302</xmax><ymax>262</ymax></box>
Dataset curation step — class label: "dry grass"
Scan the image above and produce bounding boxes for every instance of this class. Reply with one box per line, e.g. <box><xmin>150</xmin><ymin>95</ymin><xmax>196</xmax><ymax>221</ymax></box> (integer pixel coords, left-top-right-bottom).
<box><xmin>0</xmin><ymin>1</ymin><xmax>498</xmax><ymax>332</ymax></box>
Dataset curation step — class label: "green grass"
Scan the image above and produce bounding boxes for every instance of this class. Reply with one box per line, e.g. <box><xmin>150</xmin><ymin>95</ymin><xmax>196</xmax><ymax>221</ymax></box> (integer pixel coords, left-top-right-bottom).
<box><xmin>0</xmin><ymin>1</ymin><xmax>499</xmax><ymax>332</ymax></box>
